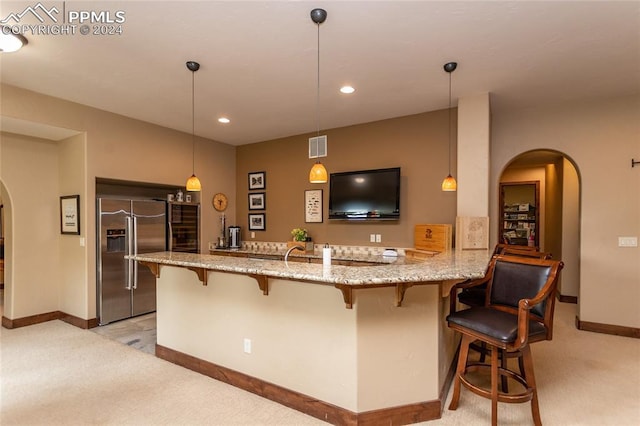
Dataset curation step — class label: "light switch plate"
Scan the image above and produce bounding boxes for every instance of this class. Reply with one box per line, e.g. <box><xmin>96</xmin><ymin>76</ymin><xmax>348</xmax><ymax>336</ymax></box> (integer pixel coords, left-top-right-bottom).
<box><xmin>618</xmin><ymin>237</ymin><xmax>638</xmax><ymax>247</ymax></box>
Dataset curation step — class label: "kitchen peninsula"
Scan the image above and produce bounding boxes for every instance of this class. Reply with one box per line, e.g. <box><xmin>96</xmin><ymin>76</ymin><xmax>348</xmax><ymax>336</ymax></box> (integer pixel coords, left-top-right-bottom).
<box><xmin>131</xmin><ymin>249</ymin><xmax>490</xmax><ymax>425</ymax></box>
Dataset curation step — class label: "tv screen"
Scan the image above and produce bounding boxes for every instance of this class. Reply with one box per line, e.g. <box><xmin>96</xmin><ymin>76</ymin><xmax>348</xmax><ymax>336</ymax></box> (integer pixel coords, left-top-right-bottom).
<box><xmin>328</xmin><ymin>167</ymin><xmax>400</xmax><ymax>220</ymax></box>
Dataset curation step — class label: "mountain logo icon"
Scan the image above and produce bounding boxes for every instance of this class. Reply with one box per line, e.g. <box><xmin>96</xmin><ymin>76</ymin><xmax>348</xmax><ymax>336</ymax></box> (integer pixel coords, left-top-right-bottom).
<box><xmin>1</xmin><ymin>2</ymin><xmax>59</xmax><ymax>24</ymax></box>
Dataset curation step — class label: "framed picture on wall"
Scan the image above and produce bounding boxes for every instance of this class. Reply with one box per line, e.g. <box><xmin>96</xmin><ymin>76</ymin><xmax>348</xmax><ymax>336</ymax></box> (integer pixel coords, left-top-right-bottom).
<box><xmin>248</xmin><ymin>213</ymin><xmax>266</xmax><ymax>231</ymax></box>
<box><xmin>248</xmin><ymin>192</ymin><xmax>266</xmax><ymax>210</ymax></box>
<box><xmin>305</xmin><ymin>189</ymin><xmax>322</xmax><ymax>223</ymax></box>
<box><xmin>60</xmin><ymin>195</ymin><xmax>80</xmax><ymax>235</ymax></box>
<box><xmin>248</xmin><ymin>171</ymin><xmax>266</xmax><ymax>190</ymax></box>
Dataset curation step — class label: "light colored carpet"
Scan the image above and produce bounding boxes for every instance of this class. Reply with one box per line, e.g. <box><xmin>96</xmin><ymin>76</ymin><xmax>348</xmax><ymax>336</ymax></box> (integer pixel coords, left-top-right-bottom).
<box><xmin>1</xmin><ymin>302</ymin><xmax>639</xmax><ymax>425</ymax></box>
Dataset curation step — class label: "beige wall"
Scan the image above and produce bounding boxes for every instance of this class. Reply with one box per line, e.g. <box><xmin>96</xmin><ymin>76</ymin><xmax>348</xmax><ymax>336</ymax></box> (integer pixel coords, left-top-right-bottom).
<box><xmin>457</xmin><ymin>93</ymin><xmax>490</xmax><ymax>217</ymax></box>
<box><xmin>157</xmin><ymin>266</ymin><xmax>446</xmax><ymax>412</ymax></box>
<box><xmin>236</xmin><ymin>109</ymin><xmax>457</xmax><ymax>248</ymax></box>
<box><xmin>492</xmin><ymin>95</ymin><xmax>640</xmax><ymax>328</ymax></box>
<box><xmin>1</xmin><ymin>83</ymin><xmax>236</xmax><ymax>321</ymax></box>
<box><xmin>58</xmin><ymin>133</ymin><xmax>88</xmax><ymax>318</ymax></box>
<box><xmin>561</xmin><ymin>158</ymin><xmax>580</xmax><ymax>297</ymax></box>
<box><xmin>0</xmin><ymin>133</ymin><xmax>61</xmax><ymax>318</ymax></box>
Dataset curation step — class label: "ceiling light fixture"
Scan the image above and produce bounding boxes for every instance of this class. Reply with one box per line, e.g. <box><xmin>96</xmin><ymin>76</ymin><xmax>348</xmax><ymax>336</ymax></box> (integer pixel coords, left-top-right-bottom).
<box><xmin>340</xmin><ymin>85</ymin><xmax>355</xmax><ymax>94</ymax></box>
<box><xmin>185</xmin><ymin>60</ymin><xmax>202</xmax><ymax>192</ymax></box>
<box><xmin>0</xmin><ymin>27</ymin><xmax>27</xmax><ymax>53</ymax></box>
<box><xmin>309</xmin><ymin>8</ymin><xmax>328</xmax><ymax>184</ymax></box>
<box><xmin>218</xmin><ymin>117</ymin><xmax>230</xmax><ymax>124</ymax></box>
<box><xmin>441</xmin><ymin>61</ymin><xmax>458</xmax><ymax>192</ymax></box>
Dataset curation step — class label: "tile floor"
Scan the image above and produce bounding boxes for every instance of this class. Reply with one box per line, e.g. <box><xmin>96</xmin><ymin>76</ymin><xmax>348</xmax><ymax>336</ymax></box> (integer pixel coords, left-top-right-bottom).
<box><xmin>90</xmin><ymin>312</ymin><xmax>157</xmax><ymax>355</ymax></box>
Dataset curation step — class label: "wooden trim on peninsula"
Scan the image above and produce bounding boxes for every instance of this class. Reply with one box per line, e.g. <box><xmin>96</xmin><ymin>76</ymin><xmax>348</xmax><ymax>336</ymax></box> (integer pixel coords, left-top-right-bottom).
<box><xmin>575</xmin><ymin>316</ymin><xmax>639</xmax><ymax>338</ymax></box>
<box><xmin>156</xmin><ymin>344</ymin><xmax>442</xmax><ymax>425</ymax></box>
<box><xmin>2</xmin><ymin>311</ymin><xmax>97</xmax><ymax>329</ymax></box>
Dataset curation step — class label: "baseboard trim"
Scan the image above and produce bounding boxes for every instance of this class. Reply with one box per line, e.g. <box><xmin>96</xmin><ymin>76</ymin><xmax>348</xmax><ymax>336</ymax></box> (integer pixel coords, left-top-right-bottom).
<box><xmin>2</xmin><ymin>311</ymin><xmax>60</xmax><ymax>328</ymax></box>
<box><xmin>60</xmin><ymin>312</ymin><xmax>99</xmax><ymax>329</ymax></box>
<box><xmin>575</xmin><ymin>316</ymin><xmax>640</xmax><ymax>338</ymax></box>
<box><xmin>558</xmin><ymin>294</ymin><xmax>578</xmax><ymax>304</ymax></box>
<box><xmin>1</xmin><ymin>311</ymin><xmax>98</xmax><ymax>330</ymax></box>
<box><xmin>156</xmin><ymin>344</ymin><xmax>442</xmax><ymax>425</ymax></box>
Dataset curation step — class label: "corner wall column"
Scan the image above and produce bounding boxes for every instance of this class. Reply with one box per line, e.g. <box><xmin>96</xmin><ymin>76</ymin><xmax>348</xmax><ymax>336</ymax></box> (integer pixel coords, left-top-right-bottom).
<box><xmin>456</xmin><ymin>93</ymin><xmax>491</xmax><ymax>217</ymax></box>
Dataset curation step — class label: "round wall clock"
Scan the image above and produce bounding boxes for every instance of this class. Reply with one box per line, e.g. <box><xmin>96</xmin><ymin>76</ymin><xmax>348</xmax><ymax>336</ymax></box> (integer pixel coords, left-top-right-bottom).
<box><xmin>212</xmin><ymin>193</ymin><xmax>228</xmax><ymax>212</ymax></box>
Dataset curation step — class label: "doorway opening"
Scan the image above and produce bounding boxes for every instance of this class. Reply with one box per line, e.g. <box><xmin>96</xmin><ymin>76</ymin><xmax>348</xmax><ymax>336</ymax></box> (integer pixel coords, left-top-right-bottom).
<box><xmin>499</xmin><ymin>149</ymin><xmax>580</xmax><ymax>303</ymax></box>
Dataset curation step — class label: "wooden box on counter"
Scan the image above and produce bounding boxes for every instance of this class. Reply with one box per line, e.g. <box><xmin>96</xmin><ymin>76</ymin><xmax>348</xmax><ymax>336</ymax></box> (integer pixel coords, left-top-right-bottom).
<box><xmin>414</xmin><ymin>224</ymin><xmax>452</xmax><ymax>252</ymax></box>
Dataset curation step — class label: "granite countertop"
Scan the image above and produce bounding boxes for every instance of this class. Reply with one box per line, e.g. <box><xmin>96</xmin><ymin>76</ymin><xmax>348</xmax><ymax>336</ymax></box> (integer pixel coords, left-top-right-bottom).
<box><xmin>130</xmin><ymin>249</ymin><xmax>491</xmax><ymax>286</ymax></box>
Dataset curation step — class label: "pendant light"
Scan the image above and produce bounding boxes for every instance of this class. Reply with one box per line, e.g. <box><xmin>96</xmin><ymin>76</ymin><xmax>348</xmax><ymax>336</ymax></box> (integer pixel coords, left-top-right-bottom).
<box><xmin>308</xmin><ymin>8</ymin><xmax>328</xmax><ymax>184</ymax></box>
<box><xmin>185</xmin><ymin>60</ymin><xmax>202</xmax><ymax>192</ymax></box>
<box><xmin>441</xmin><ymin>61</ymin><xmax>457</xmax><ymax>192</ymax></box>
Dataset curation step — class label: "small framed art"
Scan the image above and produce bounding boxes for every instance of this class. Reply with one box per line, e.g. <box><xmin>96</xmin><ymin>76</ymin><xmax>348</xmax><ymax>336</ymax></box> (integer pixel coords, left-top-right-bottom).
<box><xmin>248</xmin><ymin>213</ymin><xmax>266</xmax><ymax>231</ymax></box>
<box><xmin>60</xmin><ymin>195</ymin><xmax>80</xmax><ymax>235</ymax></box>
<box><xmin>248</xmin><ymin>192</ymin><xmax>266</xmax><ymax>210</ymax></box>
<box><xmin>305</xmin><ymin>189</ymin><xmax>322</xmax><ymax>223</ymax></box>
<box><xmin>248</xmin><ymin>171</ymin><xmax>266</xmax><ymax>190</ymax></box>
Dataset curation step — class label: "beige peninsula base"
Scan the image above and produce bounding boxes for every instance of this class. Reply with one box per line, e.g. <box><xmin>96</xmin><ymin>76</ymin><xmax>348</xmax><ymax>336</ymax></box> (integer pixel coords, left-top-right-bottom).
<box><xmin>155</xmin><ymin>265</ymin><xmax>459</xmax><ymax>424</ymax></box>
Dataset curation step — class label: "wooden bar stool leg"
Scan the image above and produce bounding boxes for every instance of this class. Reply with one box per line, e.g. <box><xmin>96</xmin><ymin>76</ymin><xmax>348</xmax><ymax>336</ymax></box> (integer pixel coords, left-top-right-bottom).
<box><xmin>449</xmin><ymin>334</ymin><xmax>472</xmax><ymax>410</ymax></box>
<box><xmin>521</xmin><ymin>345</ymin><xmax>542</xmax><ymax>426</ymax></box>
<box><xmin>490</xmin><ymin>344</ymin><xmax>499</xmax><ymax>426</ymax></box>
<box><xmin>500</xmin><ymin>349</ymin><xmax>509</xmax><ymax>392</ymax></box>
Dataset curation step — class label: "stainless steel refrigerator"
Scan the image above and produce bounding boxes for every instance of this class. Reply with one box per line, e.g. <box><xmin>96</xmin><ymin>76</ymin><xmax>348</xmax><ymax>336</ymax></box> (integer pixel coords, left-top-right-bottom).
<box><xmin>97</xmin><ymin>199</ymin><xmax>166</xmax><ymax>325</ymax></box>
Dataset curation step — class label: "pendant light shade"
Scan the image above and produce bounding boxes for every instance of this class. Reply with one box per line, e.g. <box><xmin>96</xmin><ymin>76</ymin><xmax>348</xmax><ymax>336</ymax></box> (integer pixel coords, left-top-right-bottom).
<box><xmin>309</xmin><ymin>161</ymin><xmax>328</xmax><ymax>183</ymax></box>
<box><xmin>309</xmin><ymin>8</ymin><xmax>328</xmax><ymax>184</ymax></box>
<box><xmin>441</xmin><ymin>174</ymin><xmax>457</xmax><ymax>191</ymax></box>
<box><xmin>186</xmin><ymin>174</ymin><xmax>201</xmax><ymax>191</ymax></box>
<box><xmin>442</xmin><ymin>61</ymin><xmax>457</xmax><ymax>192</ymax></box>
<box><xmin>186</xmin><ymin>60</ymin><xmax>201</xmax><ymax>192</ymax></box>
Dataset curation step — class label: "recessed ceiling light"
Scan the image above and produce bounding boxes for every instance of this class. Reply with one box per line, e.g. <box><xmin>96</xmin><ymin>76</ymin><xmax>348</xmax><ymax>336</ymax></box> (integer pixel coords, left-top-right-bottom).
<box><xmin>0</xmin><ymin>27</ymin><xmax>28</xmax><ymax>53</ymax></box>
<box><xmin>340</xmin><ymin>86</ymin><xmax>355</xmax><ymax>94</ymax></box>
<box><xmin>218</xmin><ymin>117</ymin><xmax>230</xmax><ymax>124</ymax></box>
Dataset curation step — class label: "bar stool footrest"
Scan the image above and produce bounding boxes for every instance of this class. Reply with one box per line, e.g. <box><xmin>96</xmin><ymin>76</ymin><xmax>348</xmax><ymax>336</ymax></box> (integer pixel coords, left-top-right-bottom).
<box><xmin>459</xmin><ymin>363</ymin><xmax>534</xmax><ymax>404</ymax></box>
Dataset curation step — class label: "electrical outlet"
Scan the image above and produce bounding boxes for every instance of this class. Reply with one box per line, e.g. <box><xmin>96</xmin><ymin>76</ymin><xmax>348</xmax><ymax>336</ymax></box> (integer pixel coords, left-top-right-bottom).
<box><xmin>618</xmin><ymin>237</ymin><xmax>638</xmax><ymax>247</ymax></box>
<box><xmin>243</xmin><ymin>338</ymin><xmax>252</xmax><ymax>354</ymax></box>
<box><xmin>376</xmin><ymin>234</ymin><xmax>382</xmax><ymax>243</ymax></box>
<box><xmin>208</xmin><ymin>241</ymin><xmax>216</xmax><ymax>251</ymax></box>
<box><xmin>251</xmin><ymin>231</ymin><xmax>256</xmax><ymax>239</ymax></box>
<box><xmin>79</xmin><ymin>237</ymin><xmax>85</xmax><ymax>247</ymax></box>
<box><xmin>370</xmin><ymin>234</ymin><xmax>376</xmax><ymax>243</ymax></box>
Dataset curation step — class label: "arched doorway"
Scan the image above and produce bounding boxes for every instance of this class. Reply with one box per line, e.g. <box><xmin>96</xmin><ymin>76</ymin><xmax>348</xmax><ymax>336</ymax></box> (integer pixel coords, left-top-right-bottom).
<box><xmin>499</xmin><ymin>149</ymin><xmax>581</xmax><ymax>303</ymax></box>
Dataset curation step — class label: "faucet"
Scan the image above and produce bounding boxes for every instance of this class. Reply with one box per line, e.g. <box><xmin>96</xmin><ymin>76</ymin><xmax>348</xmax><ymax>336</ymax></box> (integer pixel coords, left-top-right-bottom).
<box><xmin>284</xmin><ymin>245</ymin><xmax>305</xmax><ymax>263</ymax></box>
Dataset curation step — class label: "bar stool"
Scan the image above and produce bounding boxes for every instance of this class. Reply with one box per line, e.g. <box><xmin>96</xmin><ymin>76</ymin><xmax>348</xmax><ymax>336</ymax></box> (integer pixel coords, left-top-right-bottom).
<box><xmin>447</xmin><ymin>255</ymin><xmax>563</xmax><ymax>426</ymax></box>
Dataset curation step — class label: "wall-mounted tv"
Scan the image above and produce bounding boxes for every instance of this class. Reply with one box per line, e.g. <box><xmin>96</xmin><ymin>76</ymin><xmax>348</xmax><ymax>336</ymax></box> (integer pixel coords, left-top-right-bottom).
<box><xmin>328</xmin><ymin>167</ymin><xmax>400</xmax><ymax>220</ymax></box>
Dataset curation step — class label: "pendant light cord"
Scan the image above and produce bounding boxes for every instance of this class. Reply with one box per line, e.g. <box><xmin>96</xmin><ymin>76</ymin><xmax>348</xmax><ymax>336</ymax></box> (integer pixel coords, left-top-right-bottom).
<box><xmin>316</xmin><ymin>22</ymin><xmax>320</xmax><ymax>138</ymax></box>
<box><xmin>447</xmin><ymin>71</ymin><xmax>452</xmax><ymax>176</ymax></box>
<box><xmin>191</xmin><ymin>69</ymin><xmax>196</xmax><ymax>174</ymax></box>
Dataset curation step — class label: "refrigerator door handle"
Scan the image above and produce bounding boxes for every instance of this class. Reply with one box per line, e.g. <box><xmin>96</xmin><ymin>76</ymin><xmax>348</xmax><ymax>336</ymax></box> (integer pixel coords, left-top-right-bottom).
<box><xmin>168</xmin><ymin>221</ymin><xmax>173</xmax><ymax>252</ymax></box>
<box><xmin>125</xmin><ymin>216</ymin><xmax>132</xmax><ymax>290</ymax></box>
<box><xmin>133</xmin><ymin>215</ymin><xmax>138</xmax><ymax>289</ymax></box>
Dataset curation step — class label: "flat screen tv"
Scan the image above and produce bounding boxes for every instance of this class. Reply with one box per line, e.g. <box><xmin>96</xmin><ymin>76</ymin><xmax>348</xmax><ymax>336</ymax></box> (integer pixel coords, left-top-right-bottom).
<box><xmin>328</xmin><ymin>167</ymin><xmax>400</xmax><ymax>220</ymax></box>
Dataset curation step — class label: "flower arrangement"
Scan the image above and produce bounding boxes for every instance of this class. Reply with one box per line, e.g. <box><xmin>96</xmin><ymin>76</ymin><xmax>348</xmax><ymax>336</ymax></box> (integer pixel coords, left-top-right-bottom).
<box><xmin>291</xmin><ymin>228</ymin><xmax>308</xmax><ymax>242</ymax></box>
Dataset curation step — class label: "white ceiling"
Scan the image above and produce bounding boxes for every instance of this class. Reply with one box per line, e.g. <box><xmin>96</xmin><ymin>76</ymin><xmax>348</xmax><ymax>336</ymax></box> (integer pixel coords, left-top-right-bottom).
<box><xmin>1</xmin><ymin>1</ymin><xmax>638</xmax><ymax>145</ymax></box>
